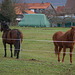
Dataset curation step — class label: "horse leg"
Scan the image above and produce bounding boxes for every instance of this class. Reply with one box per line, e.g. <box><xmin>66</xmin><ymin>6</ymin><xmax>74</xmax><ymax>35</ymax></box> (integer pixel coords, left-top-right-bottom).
<box><xmin>55</xmin><ymin>46</ymin><xmax>60</xmax><ymax>62</ymax></box>
<box><xmin>55</xmin><ymin>45</ymin><xmax>58</xmax><ymax>54</ymax></box>
<box><xmin>16</xmin><ymin>50</ymin><xmax>20</xmax><ymax>59</ymax></box>
<box><xmin>14</xmin><ymin>44</ymin><xmax>17</xmax><ymax>56</ymax></box>
<box><xmin>16</xmin><ymin>44</ymin><xmax>20</xmax><ymax>59</ymax></box>
<box><xmin>58</xmin><ymin>47</ymin><xmax>62</xmax><ymax>62</ymax></box>
<box><xmin>55</xmin><ymin>45</ymin><xmax>61</xmax><ymax>62</ymax></box>
<box><xmin>70</xmin><ymin>48</ymin><xmax>73</xmax><ymax>63</ymax></box>
<box><xmin>14</xmin><ymin>44</ymin><xmax>20</xmax><ymax>59</ymax></box>
<box><xmin>10</xmin><ymin>44</ymin><xmax>13</xmax><ymax>57</ymax></box>
<box><xmin>3</xmin><ymin>43</ymin><xmax>6</xmax><ymax>57</ymax></box>
<box><xmin>62</xmin><ymin>47</ymin><xmax>66</xmax><ymax>63</ymax></box>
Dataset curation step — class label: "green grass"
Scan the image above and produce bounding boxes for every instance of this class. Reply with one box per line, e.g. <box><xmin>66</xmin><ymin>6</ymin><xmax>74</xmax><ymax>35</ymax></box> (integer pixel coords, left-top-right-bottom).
<box><xmin>0</xmin><ymin>27</ymin><xmax>75</xmax><ymax>75</ymax></box>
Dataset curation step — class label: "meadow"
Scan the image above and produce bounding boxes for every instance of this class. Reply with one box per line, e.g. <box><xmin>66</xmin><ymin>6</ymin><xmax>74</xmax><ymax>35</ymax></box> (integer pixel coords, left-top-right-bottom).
<box><xmin>0</xmin><ymin>26</ymin><xmax>75</xmax><ymax>75</ymax></box>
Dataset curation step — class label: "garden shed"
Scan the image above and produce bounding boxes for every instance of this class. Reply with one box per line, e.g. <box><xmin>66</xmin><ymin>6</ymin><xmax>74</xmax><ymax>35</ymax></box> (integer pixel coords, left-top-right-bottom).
<box><xmin>18</xmin><ymin>14</ymin><xmax>50</xmax><ymax>27</ymax></box>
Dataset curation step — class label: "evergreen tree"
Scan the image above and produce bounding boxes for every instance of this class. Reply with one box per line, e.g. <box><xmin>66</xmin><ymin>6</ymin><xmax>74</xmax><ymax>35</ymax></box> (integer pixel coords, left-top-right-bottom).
<box><xmin>1</xmin><ymin>0</ymin><xmax>16</xmax><ymax>23</ymax></box>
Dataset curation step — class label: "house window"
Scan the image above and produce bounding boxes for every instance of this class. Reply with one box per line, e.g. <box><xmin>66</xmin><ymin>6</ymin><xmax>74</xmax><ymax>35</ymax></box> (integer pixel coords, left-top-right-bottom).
<box><xmin>38</xmin><ymin>9</ymin><xmax>45</xmax><ymax>13</ymax></box>
<box><xmin>39</xmin><ymin>9</ymin><xmax>41</xmax><ymax>12</ymax></box>
<box><xmin>34</xmin><ymin>9</ymin><xmax>37</xmax><ymax>13</ymax></box>
<box><xmin>42</xmin><ymin>9</ymin><xmax>45</xmax><ymax>12</ymax></box>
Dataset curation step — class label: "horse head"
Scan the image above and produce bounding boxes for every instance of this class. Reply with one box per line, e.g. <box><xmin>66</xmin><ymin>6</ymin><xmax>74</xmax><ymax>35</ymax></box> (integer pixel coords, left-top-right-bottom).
<box><xmin>71</xmin><ymin>26</ymin><xmax>75</xmax><ymax>40</ymax></box>
<box><xmin>1</xmin><ymin>21</ymin><xmax>10</xmax><ymax>32</ymax></box>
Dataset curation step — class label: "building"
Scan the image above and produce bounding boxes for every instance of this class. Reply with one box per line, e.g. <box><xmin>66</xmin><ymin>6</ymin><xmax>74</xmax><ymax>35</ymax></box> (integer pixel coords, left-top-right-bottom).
<box><xmin>64</xmin><ymin>0</ymin><xmax>75</xmax><ymax>15</ymax></box>
<box><xmin>28</xmin><ymin>3</ymin><xmax>51</xmax><ymax>13</ymax></box>
<box><xmin>15</xmin><ymin>2</ymin><xmax>54</xmax><ymax>14</ymax></box>
<box><xmin>15</xmin><ymin>2</ymin><xmax>55</xmax><ymax>22</ymax></box>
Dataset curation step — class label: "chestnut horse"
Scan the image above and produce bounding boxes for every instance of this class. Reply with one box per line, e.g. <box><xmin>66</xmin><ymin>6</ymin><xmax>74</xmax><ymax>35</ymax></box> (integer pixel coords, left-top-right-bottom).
<box><xmin>0</xmin><ymin>21</ymin><xmax>23</xmax><ymax>59</ymax></box>
<box><xmin>53</xmin><ymin>26</ymin><xmax>75</xmax><ymax>63</ymax></box>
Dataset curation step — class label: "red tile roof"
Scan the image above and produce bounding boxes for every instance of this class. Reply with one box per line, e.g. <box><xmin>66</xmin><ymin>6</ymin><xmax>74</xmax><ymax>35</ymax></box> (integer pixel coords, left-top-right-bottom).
<box><xmin>15</xmin><ymin>7</ymin><xmax>23</xmax><ymax>15</ymax></box>
<box><xmin>28</xmin><ymin>3</ymin><xmax>51</xmax><ymax>9</ymax></box>
<box><xmin>56</xmin><ymin>6</ymin><xmax>65</xmax><ymax>13</ymax></box>
<box><xmin>15</xmin><ymin>3</ymin><xmax>51</xmax><ymax>15</ymax></box>
<box><xmin>15</xmin><ymin>7</ymin><xmax>35</xmax><ymax>14</ymax></box>
<box><xmin>16</xmin><ymin>3</ymin><xmax>51</xmax><ymax>9</ymax></box>
<box><xmin>65</xmin><ymin>0</ymin><xmax>75</xmax><ymax>13</ymax></box>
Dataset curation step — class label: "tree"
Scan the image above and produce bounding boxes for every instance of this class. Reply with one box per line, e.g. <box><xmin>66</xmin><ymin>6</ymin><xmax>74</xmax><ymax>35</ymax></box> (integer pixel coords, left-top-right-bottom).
<box><xmin>1</xmin><ymin>0</ymin><xmax>16</xmax><ymax>24</ymax></box>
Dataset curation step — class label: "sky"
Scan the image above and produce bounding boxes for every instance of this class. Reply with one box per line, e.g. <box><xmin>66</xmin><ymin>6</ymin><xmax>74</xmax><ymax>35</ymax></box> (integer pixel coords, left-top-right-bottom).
<box><xmin>0</xmin><ymin>0</ymin><xmax>67</xmax><ymax>6</ymax></box>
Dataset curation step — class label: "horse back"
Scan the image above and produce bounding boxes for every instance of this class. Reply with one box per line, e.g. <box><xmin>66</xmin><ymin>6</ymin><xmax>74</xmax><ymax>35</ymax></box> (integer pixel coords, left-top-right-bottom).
<box><xmin>53</xmin><ymin>31</ymin><xmax>64</xmax><ymax>41</ymax></box>
<box><xmin>53</xmin><ymin>31</ymin><xmax>64</xmax><ymax>47</ymax></box>
<box><xmin>10</xmin><ymin>29</ymin><xmax>23</xmax><ymax>42</ymax></box>
<box><xmin>2</xmin><ymin>29</ymin><xmax>23</xmax><ymax>44</ymax></box>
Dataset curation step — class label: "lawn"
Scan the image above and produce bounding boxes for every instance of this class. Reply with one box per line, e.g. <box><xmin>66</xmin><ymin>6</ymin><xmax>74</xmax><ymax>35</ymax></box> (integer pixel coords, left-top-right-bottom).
<box><xmin>0</xmin><ymin>26</ymin><xmax>75</xmax><ymax>75</ymax></box>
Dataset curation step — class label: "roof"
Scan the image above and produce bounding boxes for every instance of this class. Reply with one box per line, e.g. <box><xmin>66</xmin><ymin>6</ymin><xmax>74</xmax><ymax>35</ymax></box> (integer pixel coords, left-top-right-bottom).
<box><xmin>28</xmin><ymin>3</ymin><xmax>51</xmax><ymax>9</ymax></box>
<box><xmin>15</xmin><ymin>7</ymin><xmax>35</xmax><ymax>15</ymax></box>
<box><xmin>65</xmin><ymin>0</ymin><xmax>75</xmax><ymax>8</ymax></box>
<box><xmin>15</xmin><ymin>7</ymin><xmax>23</xmax><ymax>15</ymax></box>
<box><xmin>65</xmin><ymin>0</ymin><xmax>75</xmax><ymax>13</ymax></box>
<box><xmin>56</xmin><ymin>6</ymin><xmax>65</xmax><ymax>13</ymax></box>
<box><xmin>16</xmin><ymin>3</ymin><xmax>51</xmax><ymax>9</ymax></box>
<box><xmin>15</xmin><ymin>3</ymin><xmax>51</xmax><ymax>15</ymax></box>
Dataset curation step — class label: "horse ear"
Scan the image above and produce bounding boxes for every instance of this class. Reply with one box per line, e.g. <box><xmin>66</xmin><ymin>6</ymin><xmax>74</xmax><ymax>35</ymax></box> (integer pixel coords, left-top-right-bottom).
<box><xmin>71</xmin><ymin>26</ymin><xmax>74</xmax><ymax>29</ymax></box>
<box><xmin>71</xmin><ymin>26</ymin><xmax>75</xmax><ymax>29</ymax></box>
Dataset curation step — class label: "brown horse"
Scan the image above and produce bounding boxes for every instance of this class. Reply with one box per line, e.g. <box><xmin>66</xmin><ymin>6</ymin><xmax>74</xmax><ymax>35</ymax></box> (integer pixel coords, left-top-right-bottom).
<box><xmin>53</xmin><ymin>26</ymin><xmax>75</xmax><ymax>63</ymax></box>
<box><xmin>0</xmin><ymin>21</ymin><xmax>23</xmax><ymax>59</ymax></box>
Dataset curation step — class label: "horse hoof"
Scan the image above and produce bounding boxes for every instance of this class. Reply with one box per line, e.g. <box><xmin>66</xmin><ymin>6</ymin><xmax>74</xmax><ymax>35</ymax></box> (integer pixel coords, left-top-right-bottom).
<box><xmin>59</xmin><ymin>61</ymin><xmax>61</xmax><ymax>63</ymax></box>
<box><xmin>58</xmin><ymin>60</ymin><xmax>61</xmax><ymax>63</ymax></box>
<box><xmin>11</xmin><ymin>56</ymin><xmax>13</xmax><ymax>58</ymax></box>
<box><xmin>4</xmin><ymin>55</ymin><xmax>6</xmax><ymax>57</ymax></box>
<box><xmin>14</xmin><ymin>54</ymin><xmax>16</xmax><ymax>56</ymax></box>
<box><xmin>16</xmin><ymin>57</ymin><xmax>19</xmax><ymax>59</ymax></box>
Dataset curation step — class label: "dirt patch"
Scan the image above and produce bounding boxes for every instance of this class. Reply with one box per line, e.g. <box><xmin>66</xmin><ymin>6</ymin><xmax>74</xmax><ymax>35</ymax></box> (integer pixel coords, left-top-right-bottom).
<box><xmin>29</xmin><ymin>59</ymin><xmax>37</xmax><ymax>61</ymax></box>
<box><xmin>19</xmin><ymin>58</ymin><xmax>43</xmax><ymax>62</ymax></box>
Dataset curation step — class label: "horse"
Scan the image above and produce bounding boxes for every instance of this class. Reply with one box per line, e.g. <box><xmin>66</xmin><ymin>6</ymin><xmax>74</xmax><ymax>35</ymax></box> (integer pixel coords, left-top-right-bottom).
<box><xmin>52</xmin><ymin>26</ymin><xmax>75</xmax><ymax>63</ymax></box>
<box><xmin>0</xmin><ymin>21</ymin><xmax>23</xmax><ymax>59</ymax></box>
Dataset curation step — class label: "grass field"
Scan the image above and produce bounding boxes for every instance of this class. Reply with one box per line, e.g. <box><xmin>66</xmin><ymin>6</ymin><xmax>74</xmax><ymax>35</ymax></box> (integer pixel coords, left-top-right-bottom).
<box><xmin>0</xmin><ymin>26</ymin><xmax>75</xmax><ymax>75</ymax></box>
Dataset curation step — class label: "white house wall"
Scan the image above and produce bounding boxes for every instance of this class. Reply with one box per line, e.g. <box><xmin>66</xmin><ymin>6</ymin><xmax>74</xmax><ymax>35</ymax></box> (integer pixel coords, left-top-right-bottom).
<box><xmin>30</xmin><ymin>9</ymin><xmax>35</xmax><ymax>12</ymax></box>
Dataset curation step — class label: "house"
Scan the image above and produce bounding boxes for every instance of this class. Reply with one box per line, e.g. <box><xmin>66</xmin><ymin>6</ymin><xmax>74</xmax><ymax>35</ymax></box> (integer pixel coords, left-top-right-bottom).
<box><xmin>15</xmin><ymin>2</ymin><xmax>55</xmax><ymax>14</ymax></box>
<box><xmin>24</xmin><ymin>10</ymin><xmax>35</xmax><ymax>14</ymax></box>
<box><xmin>15</xmin><ymin>2</ymin><xmax>55</xmax><ymax>22</ymax></box>
<box><xmin>50</xmin><ymin>0</ymin><xmax>75</xmax><ymax>27</ymax></box>
<box><xmin>28</xmin><ymin>3</ymin><xmax>51</xmax><ymax>13</ymax></box>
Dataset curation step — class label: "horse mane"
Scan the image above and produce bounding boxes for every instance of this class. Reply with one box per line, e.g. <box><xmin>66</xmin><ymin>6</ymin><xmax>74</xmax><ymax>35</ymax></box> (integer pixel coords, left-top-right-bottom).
<box><xmin>3</xmin><ymin>22</ymin><xmax>11</xmax><ymax>32</ymax></box>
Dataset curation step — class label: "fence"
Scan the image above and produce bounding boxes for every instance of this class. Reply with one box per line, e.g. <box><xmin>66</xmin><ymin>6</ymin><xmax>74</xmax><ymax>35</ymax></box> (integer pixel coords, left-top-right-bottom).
<box><xmin>0</xmin><ymin>38</ymin><xmax>75</xmax><ymax>60</ymax></box>
<box><xmin>0</xmin><ymin>38</ymin><xmax>75</xmax><ymax>54</ymax></box>
<box><xmin>22</xmin><ymin>39</ymin><xmax>75</xmax><ymax>53</ymax></box>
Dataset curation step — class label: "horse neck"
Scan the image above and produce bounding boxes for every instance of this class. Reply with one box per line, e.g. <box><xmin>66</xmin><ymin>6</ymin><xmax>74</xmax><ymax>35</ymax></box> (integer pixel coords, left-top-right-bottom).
<box><xmin>66</xmin><ymin>29</ymin><xmax>73</xmax><ymax>41</ymax></box>
<box><xmin>3</xmin><ymin>28</ymin><xmax>11</xmax><ymax>32</ymax></box>
<box><xmin>3</xmin><ymin>29</ymin><xmax>11</xmax><ymax>33</ymax></box>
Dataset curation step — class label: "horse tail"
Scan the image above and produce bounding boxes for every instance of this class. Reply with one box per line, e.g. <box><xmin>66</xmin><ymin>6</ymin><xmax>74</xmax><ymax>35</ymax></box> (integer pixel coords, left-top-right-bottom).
<box><xmin>55</xmin><ymin>46</ymin><xmax>58</xmax><ymax>55</ymax></box>
<box><xmin>16</xmin><ymin>30</ymin><xmax>21</xmax><ymax>49</ymax></box>
<box><xmin>53</xmin><ymin>41</ymin><xmax>59</xmax><ymax>55</ymax></box>
<box><xmin>53</xmin><ymin>34</ymin><xmax>59</xmax><ymax>55</ymax></box>
<box><xmin>14</xmin><ymin>30</ymin><xmax>21</xmax><ymax>56</ymax></box>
